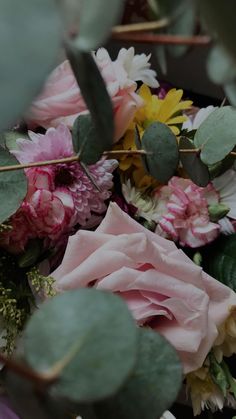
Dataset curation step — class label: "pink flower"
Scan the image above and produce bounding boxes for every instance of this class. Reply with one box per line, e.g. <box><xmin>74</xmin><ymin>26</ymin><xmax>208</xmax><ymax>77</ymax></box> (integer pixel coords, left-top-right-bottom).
<box><xmin>26</xmin><ymin>48</ymin><xmax>151</xmax><ymax>142</ymax></box>
<box><xmin>0</xmin><ymin>125</ymin><xmax>117</xmax><ymax>253</ymax></box>
<box><xmin>154</xmin><ymin>177</ymin><xmax>220</xmax><ymax>247</ymax></box>
<box><xmin>52</xmin><ymin>202</ymin><xmax>236</xmax><ymax>374</ymax></box>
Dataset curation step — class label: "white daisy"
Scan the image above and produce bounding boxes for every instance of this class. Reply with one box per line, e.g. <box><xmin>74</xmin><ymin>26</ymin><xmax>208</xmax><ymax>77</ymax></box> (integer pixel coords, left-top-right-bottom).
<box><xmin>116</xmin><ymin>47</ymin><xmax>159</xmax><ymax>88</ymax></box>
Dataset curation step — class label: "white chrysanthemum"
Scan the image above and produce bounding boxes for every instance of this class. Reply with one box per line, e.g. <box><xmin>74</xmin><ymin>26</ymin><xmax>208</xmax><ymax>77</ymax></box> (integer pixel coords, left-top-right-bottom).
<box><xmin>116</xmin><ymin>47</ymin><xmax>159</xmax><ymax>88</ymax></box>
<box><xmin>122</xmin><ymin>179</ymin><xmax>160</xmax><ymax>222</ymax></box>
<box><xmin>183</xmin><ymin>105</ymin><xmax>218</xmax><ymax>131</ymax></box>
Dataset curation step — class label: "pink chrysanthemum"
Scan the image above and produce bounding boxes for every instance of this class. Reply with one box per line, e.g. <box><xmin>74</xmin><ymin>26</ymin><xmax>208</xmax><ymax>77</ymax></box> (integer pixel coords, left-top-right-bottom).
<box><xmin>1</xmin><ymin>125</ymin><xmax>117</xmax><ymax>253</ymax></box>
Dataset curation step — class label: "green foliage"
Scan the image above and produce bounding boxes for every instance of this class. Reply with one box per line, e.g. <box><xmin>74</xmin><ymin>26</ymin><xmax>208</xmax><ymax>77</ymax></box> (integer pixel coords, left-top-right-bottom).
<box><xmin>68</xmin><ymin>47</ymin><xmax>114</xmax><ymax>164</ymax></box>
<box><xmin>17</xmin><ymin>239</ymin><xmax>44</xmax><ymax>269</ymax></box>
<box><xmin>0</xmin><ymin>0</ymin><xmax>61</xmax><ymax>131</ymax></box>
<box><xmin>75</xmin><ymin>0</ymin><xmax>123</xmax><ymax>51</ymax></box>
<box><xmin>207</xmin><ymin>45</ymin><xmax>236</xmax><ymax>85</ymax></box>
<box><xmin>153</xmin><ymin>0</ymin><xmax>196</xmax><ymax>57</ymax></box>
<box><xmin>202</xmin><ymin>234</ymin><xmax>236</xmax><ymax>291</ymax></box>
<box><xmin>194</xmin><ymin>107</ymin><xmax>236</xmax><ymax>165</ymax></box>
<box><xmin>24</xmin><ymin>289</ymin><xmax>138</xmax><ymax>403</ymax></box>
<box><xmin>208</xmin><ymin>203</ymin><xmax>229</xmax><ymax>223</ymax></box>
<box><xmin>6</xmin><ymin>372</ymin><xmax>72</xmax><ymax>419</ymax></box>
<box><xmin>27</xmin><ymin>268</ymin><xmax>56</xmax><ymax>298</ymax></box>
<box><xmin>179</xmin><ymin>136</ymin><xmax>210</xmax><ymax>187</ymax></box>
<box><xmin>0</xmin><ymin>147</ymin><xmax>27</xmax><ymax>223</ymax></box>
<box><xmin>142</xmin><ymin>122</ymin><xmax>179</xmax><ymax>183</ymax></box>
<box><xmin>91</xmin><ymin>328</ymin><xmax>182</xmax><ymax>419</ymax></box>
<box><xmin>199</xmin><ymin>0</ymin><xmax>236</xmax><ymax>63</ymax></box>
<box><xmin>209</xmin><ymin>154</ymin><xmax>235</xmax><ymax>180</ymax></box>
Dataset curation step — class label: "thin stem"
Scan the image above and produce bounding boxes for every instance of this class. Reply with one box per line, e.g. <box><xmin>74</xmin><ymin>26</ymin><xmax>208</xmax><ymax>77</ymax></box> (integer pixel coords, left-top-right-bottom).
<box><xmin>0</xmin><ymin>352</ymin><xmax>54</xmax><ymax>386</ymax></box>
<box><xmin>0</xmin><ymin>150</ymin><xmax>149</xmax><ymax>173</ymax></box>
<box><xmin>112</xmin><ymin>18</ymin><xmax>169</xmax><ymax>34</ymax></box>
<box><xmin>112</xmin><ymin>32</ymin><xmax>211</xmax><ymax>46</ymax></box>
<box><xmin>179</xmin><ymin>148</ymin><xmax>200</xmax><ymax>153</ymax></box>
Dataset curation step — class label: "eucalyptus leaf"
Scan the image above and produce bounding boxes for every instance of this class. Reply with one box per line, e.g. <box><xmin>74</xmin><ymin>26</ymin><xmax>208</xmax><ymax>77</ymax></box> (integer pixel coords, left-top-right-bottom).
<box><xmin>2</xmin><ymin>131</ymin><xmax>28</xmax><ymax>151</ymax></box>
<box><xmin>17</xmin><ymin>239</ymin><xmax>44</xmax><ymax>268</ymax></box>
<box><xmin>142</xmin><ymin>122</ymin><xmax>179</xmax><ymax>183</ymax></box>
<box><xmin>75</xmin><ymin>0</ymin><xmax>123</xmax><ymax>51</ymax></box>
<box><xmin>68</xmin><ymin>47</ymin><xmax>114</xmax><ymax>163</ymax></box>
<box><xmin>168</xmin><ymin>4</ymin><xmax>196</xmax><ymax>57</ymax></box>
<box><xmin>0</xmin><ymin>0</ymin><xmax>61</xmax><ymax>131</ymax></box>
<box><xmin>194</xmin><ymin>106</ymin><xmax>236</xmax><ymax>165</ymax></box>
<box><xmin>224</xmin><ymin>81</ymin><xmax>236</xmax><ymax>107</ymax></box>
<box><xmin>209</xmin><ymin>154</ymin><xmax>235</xmax><ymax>180</ymax></box>
<box><xmin>199</xmin><ymin>0</ymin><xmax>236</xmax><ymax>62</ymax></box>
<box><xmin>154</xmin><ymin>0</ymin><xmax>196</xmax><ymax>56</ymax></box>
<box><xmin>179</xmin><ymin>136</ymin><xmax>210</xmax><ymax>187</ymax></box>
<box><xmin>0</xmin><ymin>147</ymin><xmax>27</xmax><ymax>223</ymax></box>
<box><xmin>93</xmin><ymin>328</ymin><xmax>182</xmax><ymax>419</ymax></box>
<box><xmin>24</xmin><ymin>289</ymin><xmax>138</xmax><ymax>403</ymax></box>
<box><xmin>73</xmin><ymin>114</ymin><xmax>109</xmax><ymax>165</ymax></box>
<box><xmin>207</xmin><ymin>45</ymin><xmax>236</xmax><ymax>85</ymax></box>
<box><xmin>202</xmin><ymin>234</ymin><xmax>236</xmax><ymax>291</ymax></box>
<box><xmin>155</xmin><ymin>45</ymin><xmax>167</xmax><ymax>75</ymax></box>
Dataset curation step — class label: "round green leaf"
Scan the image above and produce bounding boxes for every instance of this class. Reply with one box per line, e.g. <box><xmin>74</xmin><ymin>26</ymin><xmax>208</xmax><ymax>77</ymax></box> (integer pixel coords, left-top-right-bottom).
<box><xmin>224</xmin><ymin>81</ymin><xmax>236</xmax><ymax>107</ymax></box>
<box><xmin>179</xmin><ymin>136</ymin><xmax>210</xmax><ymax>187</ymax></box>
<box><xmin>24</xmin><ymin>289</ymin><xmax>138</xmax><ymax>403</ymax></box>
<box><xmin>75</xmin><ymin>0</ymin><xmax>123</xmax><ymax>51</ymax></box>
<box><xmin>142</xmin><ymin>122</ymin><xmax>179</xmax><ymax>183</ymax></box>
<box><xmin>73</xmin><ymin>114</ymin><xmax>107</xmax><ymax>165</ymax></box>
<box><xmin>0</xmin><ymin>0</ymin><xmax>61</xmax><ymax>131</ymax></box>
<box><xmin>199</xmin><ymin>0</ymin><xmax>236</xmax><ymax>62</ymax></box>
<box><xmin>0</xmin><ymin>147</ymin><xmax>27</xmax><ymax>223</ymax></box>
<box><xmin>194</xmin><ymin>106</ymin><xmax>236</xmax><ymax>165</ymax></box>
<box><xmin>93</xmin><ymin>328</ymin><xmax>183</xmax><ymax>419</ymax></box>
<box><xmin>207</xmin><ymin>45</ymin><xmax>236</xmax><ymax>85</ymax></box>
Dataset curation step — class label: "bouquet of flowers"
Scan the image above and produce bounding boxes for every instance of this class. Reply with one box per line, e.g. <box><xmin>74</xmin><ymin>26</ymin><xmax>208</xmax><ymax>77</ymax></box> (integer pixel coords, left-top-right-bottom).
<box><xmin>1</xmin><ymin>1</ymin><xmax>236</xmax><ymax>418</ymax></box>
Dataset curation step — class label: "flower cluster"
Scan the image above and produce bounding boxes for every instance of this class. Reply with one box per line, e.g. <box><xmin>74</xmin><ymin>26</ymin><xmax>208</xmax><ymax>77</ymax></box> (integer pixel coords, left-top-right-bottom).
<box><xmin>1</xmin><ymin>44</ymin><xmax>236</xmax><ymax>418</ymax></box>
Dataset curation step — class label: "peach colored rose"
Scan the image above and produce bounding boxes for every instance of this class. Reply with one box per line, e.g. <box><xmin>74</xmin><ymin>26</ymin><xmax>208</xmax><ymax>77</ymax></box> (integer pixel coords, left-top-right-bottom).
<box><xmin>52</xmin><ymin>203</ymin><xmax>236</xmax><ymax>374</ymax></box>
<box><xmin>27</xmin><ymin>49</ymin><xmax>144</xmax><ymax>142</ymax></box>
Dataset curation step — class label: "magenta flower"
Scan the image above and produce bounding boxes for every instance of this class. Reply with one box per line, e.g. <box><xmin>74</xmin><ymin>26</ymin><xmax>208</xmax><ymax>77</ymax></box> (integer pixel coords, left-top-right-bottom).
<box><xmin>0</xmin><ymin>125</ymin><xmax>117</xmax><ymax>253</ymax></box>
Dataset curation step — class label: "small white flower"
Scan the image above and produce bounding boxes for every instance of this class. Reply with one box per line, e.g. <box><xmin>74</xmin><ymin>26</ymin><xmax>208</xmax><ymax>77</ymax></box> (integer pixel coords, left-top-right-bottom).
<box><xmin>183</xmin><ymin>105</ymin><xmax>218</xmax><ymax>131</ymax></box>
<box><xmin>122</xmin><ymin>179</ymin><xmax>160</xmax><ymax>222</ymax></box>
<box><xmin>116</xmin><ymin>47</ymin><xmax>159</xmax><ymax>88</ymax></box>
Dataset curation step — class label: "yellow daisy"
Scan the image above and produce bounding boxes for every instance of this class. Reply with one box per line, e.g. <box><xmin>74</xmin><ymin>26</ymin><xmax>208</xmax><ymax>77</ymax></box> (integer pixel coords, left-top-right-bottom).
<box><xmin>115</xmin><ymin>84</ymin><xmax>192</xmax><ymax>189</ymax></box>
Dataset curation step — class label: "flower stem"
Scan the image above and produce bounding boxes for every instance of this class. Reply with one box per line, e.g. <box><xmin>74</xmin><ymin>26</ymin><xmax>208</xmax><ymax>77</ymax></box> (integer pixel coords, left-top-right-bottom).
<box><xmin>112</xmin><ymin>33</ymin><xmax>211</xmax><ymax>45</ymax></box>
<box><xmin>0</xmin><ymin>150</ymin><xmax>149</xmax><ymax>173</ymax></box>
<box><xmin>0</xmin><ymin>352</ymin><xmax>55</xmax><ymax>386</ymax></box>
<box><xmin>112</xmin><ymin>18</ymin><xmax>169</xmax><ymax>34</ymax></box>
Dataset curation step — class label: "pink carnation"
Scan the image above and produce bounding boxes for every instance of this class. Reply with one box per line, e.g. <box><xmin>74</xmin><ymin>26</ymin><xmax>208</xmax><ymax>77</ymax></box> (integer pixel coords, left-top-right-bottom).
<box><xmin>26</xmin><ymin>48</ymin><xmax>145</xmax><ymax>142</ymax></box>
<box><xmin>154</xmin><ymin>177</ymin><xmax>220</xmax><ymax>247</ymax></box>
<box><xmin>52</xmin><ymin>203</ymin><xmax>236</xmax><ymax>374</ymax></box>
<box><xmin>0</xmin><ymin>125</ymin><xmax>117</xmax><ymax>253</ymax></box>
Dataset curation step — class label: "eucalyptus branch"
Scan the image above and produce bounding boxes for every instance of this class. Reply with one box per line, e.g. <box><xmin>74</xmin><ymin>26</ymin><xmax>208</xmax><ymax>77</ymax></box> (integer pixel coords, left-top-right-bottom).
<box><xmin>0</xmin><ymin>150</ymin><xmax>149</xmax><ymax>173</ymax></box>
<box><xmin>112</xmin><ymin>18</ymin><xmax>169</xmax><ymax>34</ymax></box>
<box><xmin>112</xmin><ymin>32</ymin><xmax>211</xmax><ymax>46</ymax></box>
<box><xmin>0</xmin><ymin>352</ymin><xmax>55</xmax><ymax>386</ymax></box>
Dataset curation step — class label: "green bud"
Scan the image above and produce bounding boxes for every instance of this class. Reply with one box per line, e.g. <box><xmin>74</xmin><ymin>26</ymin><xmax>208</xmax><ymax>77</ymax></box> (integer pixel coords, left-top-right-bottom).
<box><xmin>208</xmin><ymin>203</ymin><xmax>230</xmax><ymax>222</ymax></box>
<box><xmin>193</xmin><ymin>252</ymin><xmax>202</xmax><ymax>266</ymax></box>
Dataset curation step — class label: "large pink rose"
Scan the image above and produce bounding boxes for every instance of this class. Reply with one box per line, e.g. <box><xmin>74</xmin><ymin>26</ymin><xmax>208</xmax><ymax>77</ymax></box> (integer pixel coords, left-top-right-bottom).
<box><xmin>27</xmin><ymin>49</ymin><xmax>143</xmax><ymax>142</ymax></box>
<box><xmin>52</xmin><ymin>203</ymin><xmax>236</xmax><ymax>374</ymax></box>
